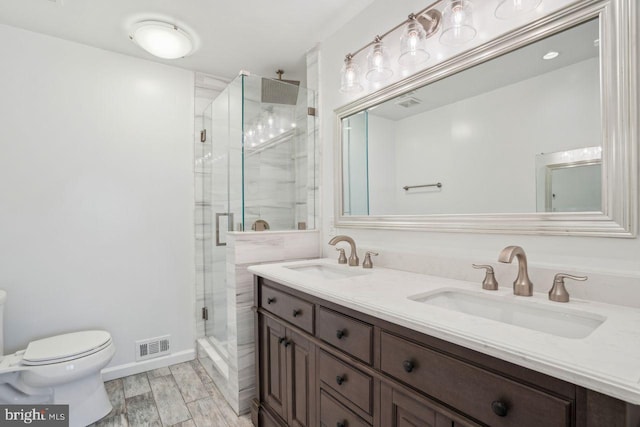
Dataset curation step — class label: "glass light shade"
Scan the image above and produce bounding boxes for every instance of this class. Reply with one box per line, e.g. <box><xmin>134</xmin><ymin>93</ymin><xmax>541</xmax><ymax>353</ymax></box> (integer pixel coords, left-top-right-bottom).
<box><xmin>340</xmin><ymin>56</ymin><xmax>363</xmax><ymax>93</ymax></box>
<box><xmin>399</xmin><ymin>19</ymin><xmax>429</xmax><ymax>66</ymax></box>
<box><xmin>366</xmin><ymin>40</ymin><xmax>393</xmax><ymax>83</ymax></box>
<box><xmin>131</xmin><ymin>21</ymin><xmax>194</xmax><ymax>59</ymax></box>
<box><xmin>495</xmin><ymin>0</ymin><xmax>542</xmax><ymax>20</ymax></box>
<box><xmin>440</xmin><ymin>0</ymin><xmax>477</xmax><ymax>46</ymax></box>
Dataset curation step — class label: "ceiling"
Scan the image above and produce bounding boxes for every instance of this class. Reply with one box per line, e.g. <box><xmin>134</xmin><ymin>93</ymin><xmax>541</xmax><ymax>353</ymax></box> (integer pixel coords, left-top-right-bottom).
<box><xmin>0</xmin><ymin>0</ymin><xmax>374</xmax><ymax>82</ymax></box>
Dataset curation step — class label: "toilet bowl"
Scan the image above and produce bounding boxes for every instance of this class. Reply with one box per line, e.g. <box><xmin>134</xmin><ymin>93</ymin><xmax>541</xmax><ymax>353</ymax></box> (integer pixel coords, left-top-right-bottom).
<box><xmin>0</xmin><ymin>291</ymin><xmax>116</xmax><ymax>427</ymax></box>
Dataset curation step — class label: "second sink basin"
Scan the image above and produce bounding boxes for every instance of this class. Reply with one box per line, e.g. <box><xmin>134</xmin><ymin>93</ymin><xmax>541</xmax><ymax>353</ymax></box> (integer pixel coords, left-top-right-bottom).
<box><xmin>285</xmin><ymin>263</ymin><xmax>369</xmax><ymax>280</ymax></box>
<box><xmin>408</xmin><ymin>289</ymin><xmax>605</xmax><ymax>339</ymax></box>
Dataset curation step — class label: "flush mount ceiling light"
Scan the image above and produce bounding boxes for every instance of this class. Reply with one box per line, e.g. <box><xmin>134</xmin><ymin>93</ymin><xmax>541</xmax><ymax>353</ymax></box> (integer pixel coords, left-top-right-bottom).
<box><xmin>543</xmin><ymin>51</ymin><xmax>560</xmax><ymax>60</ymax></box>
<box><xmin>130</xmin><ymin>21</ymin><xmax>194</xmax><ymax>59</ymax></box>
<box><xmin>495</xmin><ymin>0</ymin><xmax>543</xmax><ymax>20</ymax></box>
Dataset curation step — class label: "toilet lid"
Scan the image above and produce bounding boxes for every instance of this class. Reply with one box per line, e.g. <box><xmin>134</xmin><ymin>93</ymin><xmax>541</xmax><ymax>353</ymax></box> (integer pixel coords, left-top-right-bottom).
<box><xmin>23</xmin><ymin>330</ymin><xmax>112</xmax><ymax>365</ymax></box>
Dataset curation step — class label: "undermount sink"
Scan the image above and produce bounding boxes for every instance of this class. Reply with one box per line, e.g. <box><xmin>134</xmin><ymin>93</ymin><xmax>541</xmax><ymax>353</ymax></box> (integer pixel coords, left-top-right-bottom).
<box><xmin>409</xmin><ymin>289</ymin><xmax>606</xmax><ymax>339</ymax></box>
<box><xmin>285</xmin><ymin>263</ymin><xmax>369</xmax><ymax>280</ymax></box>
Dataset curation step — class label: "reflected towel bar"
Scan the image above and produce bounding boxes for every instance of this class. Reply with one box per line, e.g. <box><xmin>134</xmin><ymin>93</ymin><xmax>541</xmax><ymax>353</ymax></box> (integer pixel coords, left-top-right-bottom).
<box><xmin>403</xmin><ymin>182</ymin><xmax>442</xmax><ymax>191</ymax></box>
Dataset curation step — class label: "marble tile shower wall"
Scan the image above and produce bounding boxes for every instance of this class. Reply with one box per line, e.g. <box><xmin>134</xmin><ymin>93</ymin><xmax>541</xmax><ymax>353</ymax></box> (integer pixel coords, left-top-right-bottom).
<box><xmin>197</xmin><ymin>230</ymin><xmax>320</xmax><ymax>415</ymax></box>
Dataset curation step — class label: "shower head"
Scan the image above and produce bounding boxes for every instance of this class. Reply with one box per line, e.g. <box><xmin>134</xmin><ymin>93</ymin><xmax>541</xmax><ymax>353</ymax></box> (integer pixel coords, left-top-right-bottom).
<box><xmin>261</xmin><ymin>70</ymin><xmax>300</xmax><ymax>105</ymax></box>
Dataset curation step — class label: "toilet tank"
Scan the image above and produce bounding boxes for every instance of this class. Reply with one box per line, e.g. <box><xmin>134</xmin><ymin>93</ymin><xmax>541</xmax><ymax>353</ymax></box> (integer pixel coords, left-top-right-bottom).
<box><xmin>0</xmin><ymin>290</ymin><xmax>5</xmax><ymax>356</ymax></box>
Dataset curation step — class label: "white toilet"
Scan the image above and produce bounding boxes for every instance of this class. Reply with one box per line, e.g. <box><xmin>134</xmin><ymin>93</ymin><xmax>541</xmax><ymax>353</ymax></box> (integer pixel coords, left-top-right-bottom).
<box><xmin>0</xmin><ymin>290</ymin><xmax>116</xmax><ymax>427</ymax></box>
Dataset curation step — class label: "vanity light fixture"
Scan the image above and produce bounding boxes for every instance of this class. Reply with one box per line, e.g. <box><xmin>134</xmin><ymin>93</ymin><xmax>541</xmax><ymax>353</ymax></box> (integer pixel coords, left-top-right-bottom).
<box><xmin>495</xmin><ymin>0</ymin><xmax>543</xmax><ymax>20</ymax></box>
<box><xmin>366</xmin><ymin>36</ymin><xmax>393</xmax><ymax>82</ymax></box>
<box><xmin>543</xmin><ymin>51</ymin><xmax>560</xmax><ymax>60</ymax></box>
<box><xmin>130</xmin><ymin>21</ymin><xmax>194</xmax><ymax>59</ymax></box>
<box><xmin>340</xmin><ymin>54</ymin><xmax>364</xmax><ymax>93</ymax></box>
<box><xmin>399</xmin><ymin>14</ymin><xmax>430</xmax><ymax>66</ymax></box>
<box><xmin>440</xmin><ymin>0</ymin><xmax>477</xmax><ymax>45</ymax></box>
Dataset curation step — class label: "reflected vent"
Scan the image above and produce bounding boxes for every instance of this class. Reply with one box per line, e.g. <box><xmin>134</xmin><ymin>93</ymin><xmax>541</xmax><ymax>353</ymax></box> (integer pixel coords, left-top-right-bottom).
<box><xmin>395</xmin><ymin>96</ymin><xmax>422</xmax><ymax>108</ymax></box>
<box><xmin>136</xmin><ymin>335</ymin><xmax>171</xmax><ymax>361</ymax></box>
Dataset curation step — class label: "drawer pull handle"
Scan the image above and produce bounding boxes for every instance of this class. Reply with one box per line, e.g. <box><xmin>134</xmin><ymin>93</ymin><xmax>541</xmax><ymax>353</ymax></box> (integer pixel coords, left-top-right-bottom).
<box><xmin>292</xmin><ymin>309</ymin><xmax>302</xmax><ymax>317</ymax></box>
<box><xmin>267</xmin><ymin>297</ymin><xmax>276</xmax><ymax>304</ymax></box>
<box><xmin>337</xmin><ymin>422</ymin><xmax>346</xmax><ymax>427</ymax></box>
<box><xmin>336</xmin><ymin>375</ymin><xmax>346</xmax><ymax>386</ymax></box>
<box><xmin>283</xmin><ymin>340</ymin><xmax>291</xmax><ymax>348</ymax></box>
<box><xmin>336</xmin><ymin>329</ymin><xmax>346</xmax><ymax>339</ymax></box>
<box><xmin>402</xmin><ymin>360</ymin><xmax>415</xmax><ymax>373</ymax></box>
<box><xmin>491</xmin><ymin>400</ymin><xmax>508</xmax><ymax>417</ymax></box>
<box><xmin>278</xmin><ymin>337</ymin><xmax>286</xmax><ymax>344</ymax></box>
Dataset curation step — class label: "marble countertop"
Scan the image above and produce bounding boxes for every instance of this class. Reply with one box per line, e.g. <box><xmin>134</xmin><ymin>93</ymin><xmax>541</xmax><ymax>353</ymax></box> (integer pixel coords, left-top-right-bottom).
<box><xmin>248</xmin><ymin>258</ymin><xmax>640</xmax><ymax>405</ymax></box>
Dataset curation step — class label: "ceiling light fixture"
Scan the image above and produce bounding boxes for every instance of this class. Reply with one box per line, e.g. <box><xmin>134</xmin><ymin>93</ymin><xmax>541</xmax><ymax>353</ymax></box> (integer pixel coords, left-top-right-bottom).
<box><xmin>130</xmin><ymin>21</ymin><xmax>194</xmax><ymax>59</ymax></box>
<box><xmin>495</xmin><ymin>0</ymin><xmax>543</xmax><ymax>20</ymax></box>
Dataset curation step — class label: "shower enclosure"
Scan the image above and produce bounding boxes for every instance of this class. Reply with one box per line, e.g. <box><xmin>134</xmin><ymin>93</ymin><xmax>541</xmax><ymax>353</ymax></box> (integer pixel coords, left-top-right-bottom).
<box><xmin>194</xmin><ymin>73</ymin><xmax>316</xmax><ymax>412</ymax></box>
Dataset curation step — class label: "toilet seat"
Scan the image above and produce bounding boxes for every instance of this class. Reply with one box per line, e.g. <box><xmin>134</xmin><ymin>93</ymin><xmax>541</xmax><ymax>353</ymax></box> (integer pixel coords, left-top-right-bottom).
<box><xmin>22</xmin><ymin>330</ymin><xmax>112</xmax><ymax>366</ymax></box>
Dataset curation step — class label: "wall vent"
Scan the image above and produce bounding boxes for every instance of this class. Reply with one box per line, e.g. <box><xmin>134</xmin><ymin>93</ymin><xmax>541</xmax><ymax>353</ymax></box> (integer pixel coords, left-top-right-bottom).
<box><xmin>395</xmin><ymin>96</ymin><xmax>422</xmax><ymax>108</ymax></box>
<box><xmin>135</xmin><ymin>335</ymin><xmax>171</xmax><ymax>361</ymax></box>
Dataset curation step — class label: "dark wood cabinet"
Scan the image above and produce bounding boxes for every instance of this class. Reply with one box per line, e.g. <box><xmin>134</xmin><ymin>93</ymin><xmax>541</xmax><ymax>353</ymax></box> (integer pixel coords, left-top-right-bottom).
<box><xmin>260</xmin><ymin>305</ymin><xmax>316</xmax><ymax>427</ymax></box>
<box><xmin>381</xmin><ymin>383</ymin><xmax>457</xmax><ymax>427</ymax></box>
<box><xmin>253</xmin><ymin>276</ymin><xmax>640</xmax><ymax>427</ymax></box>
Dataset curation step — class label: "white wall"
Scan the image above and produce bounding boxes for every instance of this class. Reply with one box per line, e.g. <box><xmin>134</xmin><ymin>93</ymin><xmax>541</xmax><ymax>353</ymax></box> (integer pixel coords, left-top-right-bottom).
<box><xmin>0</xmin><ymin>24</ymin><xmax>195</xmax><ymax>370</ymax></box>
<box><xmin>319</xmin><ymin>2</ymin><xmax>640</xmax><ymax>293</ymax></box>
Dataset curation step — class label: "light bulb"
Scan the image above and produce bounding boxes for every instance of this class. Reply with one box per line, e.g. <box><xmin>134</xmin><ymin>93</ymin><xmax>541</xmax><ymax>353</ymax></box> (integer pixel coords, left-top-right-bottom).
<box><xmin>399</xmin><ymin>16</ymin><xmax>429</xmax><ymax>67</ymax></box>
<box><xmin>440</xmin><ymin>0</ymin><xmax>476</xmax><ymax>46</ymax></box>
<box><xmin>366</xmin><ymin>38</ymin><xmax>393</xmax><ymax>83</ymax></box>
<box><xmin>340</xmin><ymin>54</ymin><xmax>363</xmax><ymax>93</ymax></box>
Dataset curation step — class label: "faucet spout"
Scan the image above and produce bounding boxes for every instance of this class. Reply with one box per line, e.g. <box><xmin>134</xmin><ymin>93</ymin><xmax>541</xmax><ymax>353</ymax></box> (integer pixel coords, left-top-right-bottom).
<box><xmin>498</xmin><ymin>245</ymin><xmax>533</xmax><ymax>296</ymax></box>
<box><xmin>328</xmin><ymin>235</ymin><xmax>359</xmax><ymax>266</ymax></box>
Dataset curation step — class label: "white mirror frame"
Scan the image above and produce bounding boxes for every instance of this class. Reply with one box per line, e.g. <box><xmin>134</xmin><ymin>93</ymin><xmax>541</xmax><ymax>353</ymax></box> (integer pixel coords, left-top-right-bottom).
<box><xmin>334</xmin><ymin>0</ymin><xmax>637</xmax><ymax>237</ymax></box>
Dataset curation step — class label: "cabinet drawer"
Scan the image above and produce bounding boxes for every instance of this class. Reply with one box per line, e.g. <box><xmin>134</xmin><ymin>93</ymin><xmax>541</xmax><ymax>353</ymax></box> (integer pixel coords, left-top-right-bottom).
<box><xmin>320</xmin><ymin>390</ymin><xmax>369</xmax><ymax>427</ymax></box>
<box><xmin>261</xmin><ymin>284</ymin><xmax>314</xmax><ymax>334</ymax></box>
<box><xmin>380</xmin><ymin>332</ymin><xmax>571</xmax><ymax>427</ymax></box>
<box><xmin>317</xmin><ymin>307</ymin><xmax>373</xmax><ymax>364</ymax></box>
<box><xmin>318</xmin><ymin>350</ymin><xmax>373</xmax><ymax>415</ymax></box>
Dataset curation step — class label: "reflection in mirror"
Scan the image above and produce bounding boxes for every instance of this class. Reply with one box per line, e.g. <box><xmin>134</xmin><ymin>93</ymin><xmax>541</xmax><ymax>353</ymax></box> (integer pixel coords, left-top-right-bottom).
<box><xmin>342</xmin><ymin>18</ymin><xmax>601</xmax><ymax>216</ymax></box>
<box><xmin>535</xmin><ymin>147</ymin><xmax>602</xmax><ymax>213</ymax></box>
<box><xmin>342</xmin><ymin>113</ymin><xmax>369</xmax><ymax>215</ymax></box>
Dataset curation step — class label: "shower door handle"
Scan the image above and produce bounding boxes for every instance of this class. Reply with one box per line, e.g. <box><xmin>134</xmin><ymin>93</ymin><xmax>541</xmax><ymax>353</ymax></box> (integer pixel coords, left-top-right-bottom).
<box><xmin>215</xmin><ymin>213</ymin><xmax>234</xmax><ymax>246</ymax></box>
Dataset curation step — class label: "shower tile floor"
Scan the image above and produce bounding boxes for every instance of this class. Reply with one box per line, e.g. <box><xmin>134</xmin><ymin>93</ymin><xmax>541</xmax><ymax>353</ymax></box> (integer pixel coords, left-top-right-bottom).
<box><xmin>89</xmin><ymin>360</ymin><xmax>252</xmax><ymax>427</ymax></box>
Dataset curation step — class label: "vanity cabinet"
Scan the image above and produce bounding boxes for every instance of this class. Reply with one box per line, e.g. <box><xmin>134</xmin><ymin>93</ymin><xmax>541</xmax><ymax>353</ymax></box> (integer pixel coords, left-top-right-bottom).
<box><xmin>253</xmin><ymin>277</ymin><xmax>640</xmax><ymax>427</ymax></box>
<box><xmin>261</xmin><ymin>315</ymin><xmax>316</xmax><ymax>427</ymax></box>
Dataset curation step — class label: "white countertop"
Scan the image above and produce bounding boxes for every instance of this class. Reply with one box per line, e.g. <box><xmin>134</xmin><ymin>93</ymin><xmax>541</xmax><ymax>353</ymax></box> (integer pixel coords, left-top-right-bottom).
<box><xmin>248</xmin><ymin>258</ymin><xmax>640</xmax><ymax>405</ymax></box>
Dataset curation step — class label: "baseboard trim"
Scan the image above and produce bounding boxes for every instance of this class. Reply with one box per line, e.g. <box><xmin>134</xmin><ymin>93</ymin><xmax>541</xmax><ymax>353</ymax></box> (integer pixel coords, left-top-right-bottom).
<box><xmin>101</xmin><ymin>349</ymin><xmax>195</xmax><ymax>381</ymax></box>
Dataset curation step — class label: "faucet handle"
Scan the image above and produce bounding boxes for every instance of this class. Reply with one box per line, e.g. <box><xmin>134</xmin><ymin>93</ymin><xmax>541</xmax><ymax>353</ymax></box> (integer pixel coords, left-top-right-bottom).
<box><xmin>363</xmin><ymin>251</ymin><xmax>379</xmax><ymax>269</ymax></box>
<box><xmin>472</xmin><ymin>264</ymin><xmax>499</xmax><ymax>291</ymax></box>
<box><xmin>549</xmin><ymin>273</ymin><xmax>588</xmax><ymax>303</ymax></box>
<box><xmin>336</xmin><ymin>248</ymin><xmax>347</xmax><ymax>264</ymax></box>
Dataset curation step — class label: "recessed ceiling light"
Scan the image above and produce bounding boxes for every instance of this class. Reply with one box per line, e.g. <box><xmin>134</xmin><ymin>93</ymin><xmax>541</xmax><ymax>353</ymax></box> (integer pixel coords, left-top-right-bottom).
<box><xmin>543</xmin><ymin>51</ymin><xmax>560</xmax><ymax>60</ymax></box>
<box><xmin>130</xmin><ymin>21</ymin><xmax>194</xmax><ymax>59</ymax></box>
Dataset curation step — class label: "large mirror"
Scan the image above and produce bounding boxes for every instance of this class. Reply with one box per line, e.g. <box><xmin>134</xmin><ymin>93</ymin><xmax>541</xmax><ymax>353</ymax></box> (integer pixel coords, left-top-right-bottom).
<box><xmin>335</xmin><ymin>1</ymin><xmax>637</xmax><ymax>237</ymax></box>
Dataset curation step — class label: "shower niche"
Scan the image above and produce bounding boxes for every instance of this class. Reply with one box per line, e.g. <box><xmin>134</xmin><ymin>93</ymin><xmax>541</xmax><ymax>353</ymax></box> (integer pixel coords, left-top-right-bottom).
<box><xmin>194</xmin><ymin>72</ymin><xmax>317</xmax><ymax>415</ymax></box>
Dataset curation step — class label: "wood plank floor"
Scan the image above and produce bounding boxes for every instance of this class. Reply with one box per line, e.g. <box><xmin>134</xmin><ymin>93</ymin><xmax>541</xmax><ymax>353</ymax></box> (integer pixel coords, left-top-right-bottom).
<box><xmin>89</xmin><ymin>360</ymin><xmax>252</xmax><ymax>427</ymax></box>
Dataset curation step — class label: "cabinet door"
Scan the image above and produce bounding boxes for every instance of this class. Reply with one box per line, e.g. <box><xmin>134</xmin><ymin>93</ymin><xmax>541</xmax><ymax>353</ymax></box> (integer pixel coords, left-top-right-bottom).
<box><xmin>286</xmin><ymin>329</ymin><xmax>316</xmax><ymax>427</ymax></box>
<box><xmin>381</xmin><ymin>383</ymin><xmax>453</xmax><ymax>427</ymax></box>
<box><xmin>262</xmin><ymin>316</ymin><xmax>288</xmax><ymax>422</ymax></box>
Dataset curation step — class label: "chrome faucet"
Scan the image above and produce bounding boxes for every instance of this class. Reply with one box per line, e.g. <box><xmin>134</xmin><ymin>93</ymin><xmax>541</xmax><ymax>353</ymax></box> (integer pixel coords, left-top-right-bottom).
<box><xmin>498</xmin><ymin>246</ymin><xmax>533</xmax><ymax>296</ymax></box>
<box><xmin>328</xmin><ymin>235</ymin><xmax>359</xmax><ymax>266</ymax></box>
